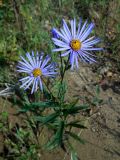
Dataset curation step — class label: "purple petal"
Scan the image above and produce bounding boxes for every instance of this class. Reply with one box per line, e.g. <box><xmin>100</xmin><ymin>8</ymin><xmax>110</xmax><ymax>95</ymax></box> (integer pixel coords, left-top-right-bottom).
<box><xmin>39</xmin><ymin>77</ymin><xmax>43</xmax><ymax>91</ymax></box>
<box><xmin>20</xmin><ymin>77</ymin><xmax>33</xmax><ymax>89</ymax></box>
<box><xmin>51</xmin><ymin>28</ymin><xmax>60</xmax><ymax>38</ymax></box>
<box><xmin>61</xmin><ymin>50</ymin><xmax>70</xmax><ymax>57</ymax></box>
<box><xmin>52</xmin><ymin>47</ymin><xmax>70</xmax><ymax>52</ymax></box>
<box><xmin>24</xmin><ymin>77</ymin><xmax>34</xmax><ymax>90</ymax></box>
<box><xmin>62</xmin><ymin>19</ymin><xmax>72</xmax><ymax>38</ymax></box>
<box><xmin>77</xmin><ymin>18</ymin><xmax>82</xmax><ymax>37</ymax></box>
<box><xmin>31</xmin><ymin>78</ymin><xmax>36</xmax><ymax>94</ymax></box>
<box><xmin>77</xmin><ymin>20</ymin><xmax>88</xmax><ymax>39</ymax></box>
<box><xmin>80</xmin><ymin>23</ymin><xmax>95</xmax><ymax>41</ymax></box>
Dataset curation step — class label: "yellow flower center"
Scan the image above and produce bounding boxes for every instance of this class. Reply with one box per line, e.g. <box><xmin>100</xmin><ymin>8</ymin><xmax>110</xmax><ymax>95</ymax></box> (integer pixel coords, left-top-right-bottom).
<box><xmin>70</xmin><ymin>39</ymin><xmax>81</xmax><ymax>51</ymax></box>
<box><xmin>32</xmin><ymin>68</ymin><xmax>42</xmax><ymax>77</ymax></box>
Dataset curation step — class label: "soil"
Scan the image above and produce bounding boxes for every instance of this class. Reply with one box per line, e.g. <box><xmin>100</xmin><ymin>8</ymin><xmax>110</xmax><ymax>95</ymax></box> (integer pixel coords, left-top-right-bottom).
<box><xmin>65</xmin><ymin>63</ymin><xmax>120</xmax><ymax>160</ymax></box>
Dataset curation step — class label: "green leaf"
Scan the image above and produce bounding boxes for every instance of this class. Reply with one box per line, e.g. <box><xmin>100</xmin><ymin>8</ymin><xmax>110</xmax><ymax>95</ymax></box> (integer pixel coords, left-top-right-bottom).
<box><xmin>0</xmin><ymin>123</ymin><xmax>3</xmax><ymax>129</ymax></box>
<box><xmin>67</xmin><ymin>141</ymin><xmax>79</xmax><ymax>160</ymax></box>
<box><xmin>1</xmin><ymin>111</ymin><xmax>8</xmax><ymax>119</ymax></box>
<box><xmin>62</xmin><ymin>104</ymin><xmax>89</xmax><ymax>116</ymax></box>
<box><xmin>56</xmin><ymin>120</ymin><xmax>64</xmax><ymax>146</ymax></box>
<box><xmin>66</xmin><ymin>98</ymin><xmax>79</xmax><ymax>109</ymax></box>
<box><xmin>66</xmin><ymin>122</ymin><xmax>87</xmax><ymax>129</ymax></box>
<box><xmin>96</xmin><ymin>85</ymin><xmax>100</xmax><ymax>96</ymax></box>
<box><xmin>64</xmin><ymin>59</ymin><xmax>71</xmax><ymax>70</ymax></box>
<box><xmin>58</xmin><ymin>82</ymin><xmax>67</xmax><ymax>103</ymax></box>
<box><xmin>71</xmin><ymin>150</ymin><xmax>78</xmax><ymax>160</ymax></box>
<box><xmin>34</xmin><ymin>112</ymin><xmax>60</xmax><ymax>125</ymax></box>
<box><xmin>45</xmin><ymin>120</ymin><xmax>65</xmax><ymax>150</ymax></box>
<box><xmin>92</xmin><ymin>97</ymin><xmax>103</xmax><ymax>106</ymax></box>
<box><xmin>19</xmin><ymin>101</ymin><xmax>60</xmax><ymax>112</ymax></box>
<box><xmin>66</xmin><ymin>131</ymin><xmax>85</xmax><ymax>144</ymax></box>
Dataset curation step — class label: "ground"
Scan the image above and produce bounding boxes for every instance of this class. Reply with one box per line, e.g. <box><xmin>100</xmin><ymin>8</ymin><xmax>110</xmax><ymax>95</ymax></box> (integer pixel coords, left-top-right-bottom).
<box><xmin>66</xmin><ymin>63</ymin><xmax>120</xmax><ymax>160</ymax></box>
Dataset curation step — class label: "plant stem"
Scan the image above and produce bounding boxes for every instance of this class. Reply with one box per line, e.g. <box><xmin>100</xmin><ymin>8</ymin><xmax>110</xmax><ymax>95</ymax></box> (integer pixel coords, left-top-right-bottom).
<box><xmin>60</xmin><ymin>53</ymin><xmax>70</xmax><ymax>83</ymax></box>
<box><xmin>41</xmin><ymin>77</ymin><xmax>59</xmax><ymax>102</ymax></box>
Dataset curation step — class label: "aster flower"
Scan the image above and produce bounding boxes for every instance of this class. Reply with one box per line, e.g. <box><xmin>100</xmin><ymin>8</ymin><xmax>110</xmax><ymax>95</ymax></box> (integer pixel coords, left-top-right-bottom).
<box><xmin>17</xmin><ymin>52</ymin><xmax>57</xmax><ymax>94</ymax></box>
<box><xmin>52</xmin><ymin>18</ymin><xmax>102</xmax><ymax>69</ymax></box>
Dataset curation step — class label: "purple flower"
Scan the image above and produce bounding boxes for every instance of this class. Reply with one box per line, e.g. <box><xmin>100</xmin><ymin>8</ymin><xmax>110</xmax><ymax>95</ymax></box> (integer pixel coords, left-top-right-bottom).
<box><xmin>17</xmin><ymin>52</ymin><xmax>57</xmax><ymax>94</ymax></box>
<box><xmin>51</xmin><ymin>28</ymin><xmax>60</xmax><ymax>39</ymax></box>
<box><xmin>52</xmin><ymin>18</ymin><xmax>102</xmax><ymax>70</ymax></box>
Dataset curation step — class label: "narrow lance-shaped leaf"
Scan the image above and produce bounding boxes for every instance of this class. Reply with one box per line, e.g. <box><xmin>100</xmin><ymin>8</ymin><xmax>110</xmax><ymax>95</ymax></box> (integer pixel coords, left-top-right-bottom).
<box><xmin>67</xmin><ymin>140</ymin><xmax>79</xmax><ymax>160</ymax></box>
<box><xmin>58</xmin><ymin>82</ymin><xmax>67</xmax><ymax>103</ymax></box>
<box><xmin>66</xmin><ymin>122</ymin><xmax>87</xmax><ymax>129</ymax></box>
<box><xmin>45</xmin><ymin>120</ymin><xmax>65</xmax><ymax>150</ymax></box>
<box><xmin>71</xmin><ymin>150</ymin><xmax>79</xmax><ymax>160</ymax></box>
<box><xmin>62</xmin><ymin>104</ymin><xmax>89</xmax><ymax>116</ymax></box>
<box><xmin>34</xmin><ymin>112</ymin><xmax>60</xmax><ymax>125</ymax></box>
<box><xmin>56</xmin><ymin>120</ymin><xmax>64</xmax><ymax>146</ymax></box>
<box><xmin>96</xmin><ymin>85</ymin><xmax>100</xmax><ymax>96</ymax></box>
<box><xmin>66</xmin><ymin>131</ymin><xmax>85</xmax><ymax>144</ymax></box>
<box><xmin>19</xmin><ymin>101</ymin><xmax>60</xmax><ymax>112</ymax></box>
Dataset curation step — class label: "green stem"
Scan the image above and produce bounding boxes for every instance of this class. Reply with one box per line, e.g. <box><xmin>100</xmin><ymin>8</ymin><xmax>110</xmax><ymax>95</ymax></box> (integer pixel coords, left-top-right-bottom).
<box><xmin>60</xmin><ymin>53</ymin><xmax>70</xmax><ymax>83</ymax></box>
<box><xmin>41</xmin><ymin>77</ymin><xmax>59</xmax><ymax>102</ymax></box>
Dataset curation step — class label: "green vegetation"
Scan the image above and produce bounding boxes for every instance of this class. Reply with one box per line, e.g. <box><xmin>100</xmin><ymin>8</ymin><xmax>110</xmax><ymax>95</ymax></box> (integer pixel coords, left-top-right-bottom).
<box><xmin>0</xmin><ymin>0</ymin><xmax>120</xmax><ymax>159</ymax></box>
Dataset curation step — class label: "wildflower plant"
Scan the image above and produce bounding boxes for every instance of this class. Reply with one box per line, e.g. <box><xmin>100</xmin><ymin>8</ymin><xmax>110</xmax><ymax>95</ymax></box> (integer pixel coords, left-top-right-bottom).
<box><xmin>16</xmin><ymin>18</ymin><xmax>102</xmax><ymax>160</ymax></box>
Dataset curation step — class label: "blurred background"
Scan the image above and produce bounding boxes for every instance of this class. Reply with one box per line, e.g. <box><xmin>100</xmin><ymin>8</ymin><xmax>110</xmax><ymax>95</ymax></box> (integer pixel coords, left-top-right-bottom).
<box><xmin>0</xmin><ymin>0</ymin><xmax>120</xmax><ymax>84</ymax></box>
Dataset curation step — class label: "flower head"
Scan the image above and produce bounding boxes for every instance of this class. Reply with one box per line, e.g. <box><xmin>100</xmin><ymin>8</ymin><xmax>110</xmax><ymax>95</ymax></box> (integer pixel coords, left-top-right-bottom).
<box><xmin>52</xmin><ymin>18</ymin><xmax>102</xmax><ymax>69</ymax></box>
<box><xmin>17</xmin><ymin>52</ymin><xmax>57</xmax><ymax>94</ymax></box>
